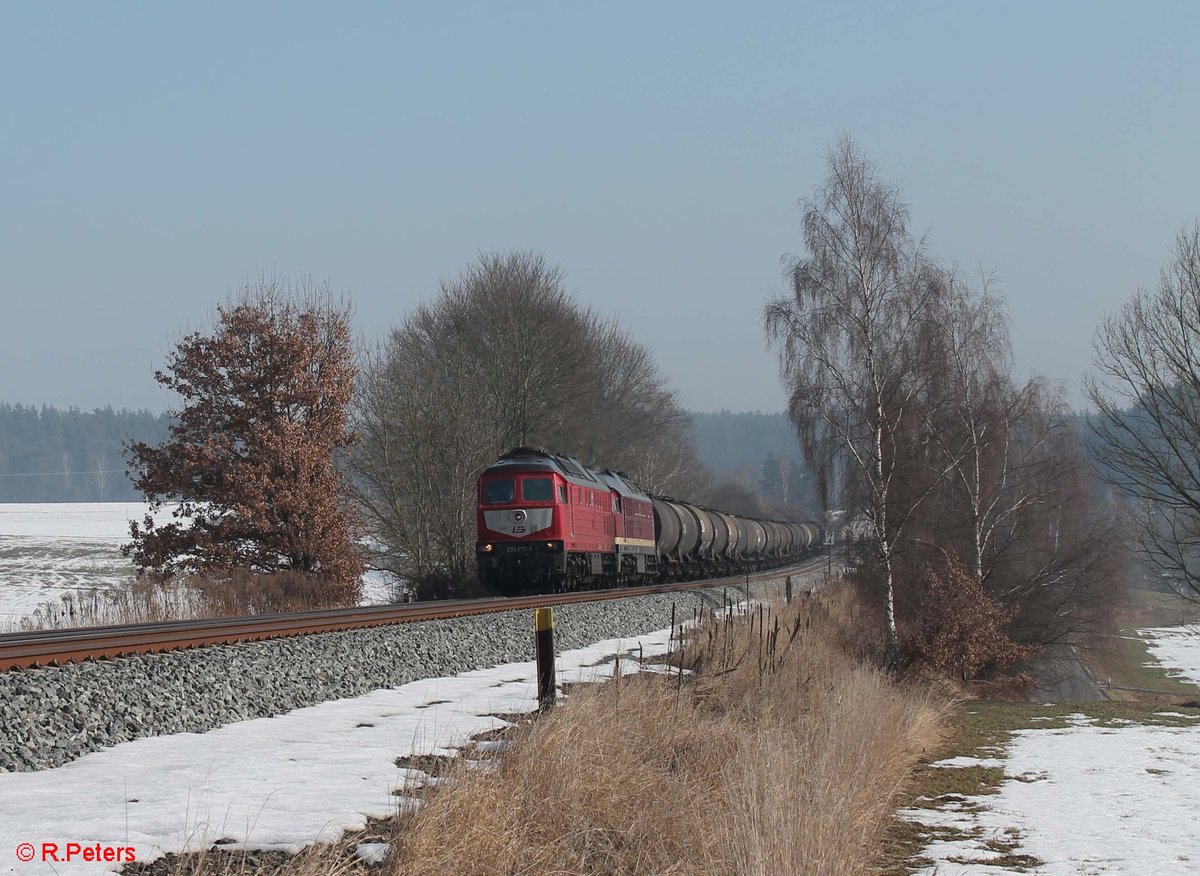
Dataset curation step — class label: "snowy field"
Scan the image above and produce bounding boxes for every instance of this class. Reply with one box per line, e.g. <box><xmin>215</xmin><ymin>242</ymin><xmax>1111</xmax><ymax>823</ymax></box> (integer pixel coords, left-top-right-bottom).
<box><xmin>905</xmin><ymin>627</ymin><xmax>1200</xmax><ymax>875</ymax></box>
<box><xmin>0</xmin><ymin>504</ymin><xmax>170</xmax><ymax>623</ymax></box>
<box><xmin>0</xmin><ymin>503</ymin><xmax>396</xmax><ymax>624</ymax></box>
<box><xmin>0</xmin><ymin>627</ymin><xmax>676</xmax><ymax>874</ymax></box>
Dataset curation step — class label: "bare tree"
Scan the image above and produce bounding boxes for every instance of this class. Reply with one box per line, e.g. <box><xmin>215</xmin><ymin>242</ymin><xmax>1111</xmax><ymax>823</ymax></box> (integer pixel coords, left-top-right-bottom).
<box><xmin>1004</xmin><ymin>447</ymin><xmax>1127</xmax><ymax>647</ymax></box>
<box><xmin>350</xmin><ymin>319</ymin><xmax>492</xmax><ymax>591</ymax></box>
<box><xmin>764</xmin><ymin>137</ymin><xmax>952</xmax><ymax>657</ymax></box>
<box><xmin>899</xmin><ymin>272</ymin><xmax>1125</xmax><ymax>652</ymax></box>
<box><xmin>582</xmin><ymin>321</ymin><xmax>706</xmax><ymax>497</ymax></box>
<box><xmin>93</xmin><ymin>453</ymin><xmax>110</xmax><ymax>500</ymax></box>
<box><xmin>444</xmin><ymin>253</ymin><xmax>598</xmax><ymax>450</ymax></box>
<box><xmin>618</xmin><ymin>428</ymin><xmax>707</xmax><ymax>498</ymax></box>
<box><xmin>348</xmin><ymin>251</ymin><xmax>699</xmax><ymax>596</ymax></box>
<box><xmin>1087</xmin><ymin>224</ymin><xmax>1200</xmax><ymax>599</ymax></box>
<box><xmin>927</xmin><ymin>275</ymin><xmax>1067</xmax><ymax>584</ymax></box>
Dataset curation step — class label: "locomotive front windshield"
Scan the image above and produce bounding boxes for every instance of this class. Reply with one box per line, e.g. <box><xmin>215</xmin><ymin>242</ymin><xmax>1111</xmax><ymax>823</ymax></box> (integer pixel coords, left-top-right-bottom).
<box><xmin>522</xmin><ymin>477</ymin><xmax>554</xmax><ymax>502</ymax></box>
<box><xmin>483</xmin><ymin>478</ymin><xmax>514</xmax><ymax>504</ymax></box>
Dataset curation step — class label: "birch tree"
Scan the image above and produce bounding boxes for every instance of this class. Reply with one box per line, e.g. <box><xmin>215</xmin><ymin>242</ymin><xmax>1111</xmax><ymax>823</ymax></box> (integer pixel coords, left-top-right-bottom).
<box><xmin>930</xmin><ymin>278</ymin><xmax>1065</xmax><ymax>585</ymax></box>
<box><xmin>764</xmin><ymin>137</ymin><xmax>949</xmax><ymax>658</ymax></box>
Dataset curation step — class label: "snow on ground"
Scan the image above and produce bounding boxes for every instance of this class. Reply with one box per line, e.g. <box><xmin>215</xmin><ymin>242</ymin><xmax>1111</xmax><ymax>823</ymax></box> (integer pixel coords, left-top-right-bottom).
<box><xmin>0</xmin><ymin>626</ymin><xmax>677</xmax><ymax>874</ymax></box>
<box><xmin>1141</xmin><ymin>626</ymin><xmax>1200</xmax><ymax>687</ymax></box>
<box><xmin>359</xmin><ymin>568</ymin><xmax>401</xmax><ymax>605</ymax></box>
<box><xmin>904</xmin><ymin>719</ymin><xmax>1200</xmax><ymax>875</ymax></box>
<box><xmin>904</xmin><ymin>629</ymin><xmax>1200</xmax><ymax>875</ymax></box>
<box><xmin>0</xmin><ymin>503</ymin><xmax>399</xmax><ymax>624</ymax></box>
<box><xmin>0</xmin><ymin>503</ymin><xmax>173</xmax><ymax>623</ymax></box>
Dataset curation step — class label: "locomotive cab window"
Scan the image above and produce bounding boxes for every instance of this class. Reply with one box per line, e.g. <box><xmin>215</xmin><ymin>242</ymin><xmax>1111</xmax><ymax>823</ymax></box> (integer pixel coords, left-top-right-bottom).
<box><xmin>483</xmin><ymin>479</ymin><xmax>514</xmax><ymax>504</ymax></box>
<box><xmin>522</xmin><ymin>477</ymin><xmax>554</xmax><ymax>502</ymax></box>
<box><xmin>558</xmin><ymin>484</ymin><xmax>568</xmax><ymax>502</ymax></box>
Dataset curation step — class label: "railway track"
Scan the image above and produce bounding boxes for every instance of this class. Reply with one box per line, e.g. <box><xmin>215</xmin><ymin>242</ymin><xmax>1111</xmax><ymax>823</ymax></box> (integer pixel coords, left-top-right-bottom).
<box><xmin>0</xmin><ymin>557</ymin><xmax>829</xmax><ymax>672</ymax></box>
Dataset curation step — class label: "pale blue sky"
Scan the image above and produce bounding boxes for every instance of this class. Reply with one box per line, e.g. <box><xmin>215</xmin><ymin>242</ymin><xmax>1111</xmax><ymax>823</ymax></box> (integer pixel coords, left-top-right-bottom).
<box><xmin>2</xmin><ymin>2</ymin><xmax>1197</xmax><ymax>413</ymax></box>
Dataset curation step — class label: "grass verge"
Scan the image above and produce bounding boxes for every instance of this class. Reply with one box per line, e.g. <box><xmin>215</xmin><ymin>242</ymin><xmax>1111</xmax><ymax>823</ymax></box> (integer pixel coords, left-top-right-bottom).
<box><xmin>382</xmin><ymin>585</ymin><xmax>948</xmax><ymax>875</ymax></box>
<box><xmin>126</xmin><ymin>585</ymin><xmax>955</xmax><ymax>875</ymax></box>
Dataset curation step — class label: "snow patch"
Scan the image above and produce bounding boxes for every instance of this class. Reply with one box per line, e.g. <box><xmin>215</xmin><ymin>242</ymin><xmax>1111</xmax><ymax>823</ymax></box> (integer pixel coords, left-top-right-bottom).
<box><xmin>0</xmin><ymin>503</ymin><xmax>403</xmax><ymax>622</ymax></box>
<box><xmin>354</xmin><ymin>842</ymin><xmax>390</xmax><ymax>865</ymax></box>
<box><xmin>906</xmin><ymin>626</ymin><xmax>1200</xmax><ymax>874</ymax></box>
<box><xmin>908</xmin><ymin>722</ymin><xmax>1200</xmax><ymax>874</ymax></box>
<box><xmin>1141</xmin><ymin>626</ymin><xmax>1200</xmax><ymax>687</ymax></box>
<box><xmin>0</xmin><ymin>626</ymin><xmax>678</xmax><ymax>873</ymax></box>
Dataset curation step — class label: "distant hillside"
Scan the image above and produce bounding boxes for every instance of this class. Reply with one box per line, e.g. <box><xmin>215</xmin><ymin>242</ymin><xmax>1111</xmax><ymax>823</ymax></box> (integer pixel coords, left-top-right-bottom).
<box><xmin>687</xmin><ymin>410</ymin><xmax>821</xmax><ymax>514</ymax></box>
<box><xmin>688</xmin><ymin>410</ymin><xmax>803</xmax><ymax>472</ymax></box>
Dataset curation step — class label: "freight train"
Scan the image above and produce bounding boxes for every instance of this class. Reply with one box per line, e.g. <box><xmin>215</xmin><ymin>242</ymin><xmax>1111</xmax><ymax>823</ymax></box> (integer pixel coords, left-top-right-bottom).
<box><xmin>476</xmin><ymin>447</ymin><xmax>825</xmax><ymax>595</ymax></box>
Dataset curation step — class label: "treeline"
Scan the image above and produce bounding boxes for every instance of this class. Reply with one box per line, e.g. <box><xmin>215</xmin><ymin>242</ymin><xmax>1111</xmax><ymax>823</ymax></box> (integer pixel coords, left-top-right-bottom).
<box><xmin>0</xmin><ymin>405</ymin><xmax>170</xmax><ymax>501</ymax></box>
<box><xmin>688</xmin><ymin>411</ymin><xmax>821</xmax><ymax>517</ymax></box>
<box><xmin>0</xmin><ymin>402</ymin><xmax>819</xmax><ymax>512</ymax></box>
<box><xmin>690</xmin><ymin>411</ymin><xmax>802</xmax><ymax>472</ymax></box>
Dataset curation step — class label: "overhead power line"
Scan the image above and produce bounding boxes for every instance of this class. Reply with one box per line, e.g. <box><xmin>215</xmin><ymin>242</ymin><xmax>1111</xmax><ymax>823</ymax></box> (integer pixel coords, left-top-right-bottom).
<box><xmin>0</xmin><ymin>468</ymin><xmax>128</xmax><ymax>478</ymax></box>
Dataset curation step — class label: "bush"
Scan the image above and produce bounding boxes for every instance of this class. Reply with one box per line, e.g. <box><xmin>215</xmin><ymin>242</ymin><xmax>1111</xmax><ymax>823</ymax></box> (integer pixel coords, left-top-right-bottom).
<box><xmin>906</xmin><ymin>558</ymin><xmax>1039</xmax><ymax>682</ymax></box>
<box><xmin>185</xmin><ymin>569</ymin><xmax>347</xmax><ymax>614</ymax></box>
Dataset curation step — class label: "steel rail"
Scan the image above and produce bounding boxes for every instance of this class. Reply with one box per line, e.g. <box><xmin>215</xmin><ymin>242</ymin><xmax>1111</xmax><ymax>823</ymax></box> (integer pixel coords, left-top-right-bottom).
<box><xmin>0</xmin><ymin>558</ymin><xmax>825</xmax><ymax>672</ymax></box>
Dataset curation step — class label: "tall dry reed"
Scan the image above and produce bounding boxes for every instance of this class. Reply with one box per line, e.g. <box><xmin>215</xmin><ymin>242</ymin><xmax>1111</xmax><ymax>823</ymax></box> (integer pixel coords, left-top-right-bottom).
<box><xmin>15</xmin><ymin>570</ymin><xmax>348</xmax><ymax>632</ymax></box>
<box><xmin>388</xmin><ymin>584</ymin><xmax>947</xmax><ymax>875</ymax></box>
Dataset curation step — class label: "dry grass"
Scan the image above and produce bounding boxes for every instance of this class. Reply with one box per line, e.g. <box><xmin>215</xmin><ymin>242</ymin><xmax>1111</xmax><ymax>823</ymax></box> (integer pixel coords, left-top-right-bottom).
<box><xmin>135</xmin><ymin>585</ymin><xmax>948</xmax><ymax>876</ymax></box>
<box><xmin>386</xmin><ymin>585</ymin><xmax>948</xmax><ymax>876</ymax></box>
<box><xmin>16</xmin><ymin>578</ymin><xmax>206</xmax><ymax>630</ymax></box>
<box><xmin>17</xmin><ymin>570</ymin><xmax>348</xmax><ymax>631</ymax></box>
<box><xmin>124</xmin><ymin>840</ymin><xmax>371</xmax><ymax>876</ymax></box>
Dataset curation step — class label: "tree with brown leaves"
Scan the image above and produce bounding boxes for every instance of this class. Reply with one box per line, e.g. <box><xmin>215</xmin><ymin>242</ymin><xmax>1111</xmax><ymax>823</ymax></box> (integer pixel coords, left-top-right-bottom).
<box><xmin>907</xmin><ymin>557</ymin><xmax>1039</xmax><ymax>682</ymax></box>
<box><xmin>124</xmin><ymin>279</ymin><xmax>363</xmax><ymax>606</ymax></box>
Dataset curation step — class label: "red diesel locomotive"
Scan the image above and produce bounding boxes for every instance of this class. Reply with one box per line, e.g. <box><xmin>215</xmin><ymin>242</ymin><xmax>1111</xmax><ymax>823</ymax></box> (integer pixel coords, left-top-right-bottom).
<box><xmin>476</xmin><ymin>447</ymin><xmax>824</xmax><ymax>594</ymax></box>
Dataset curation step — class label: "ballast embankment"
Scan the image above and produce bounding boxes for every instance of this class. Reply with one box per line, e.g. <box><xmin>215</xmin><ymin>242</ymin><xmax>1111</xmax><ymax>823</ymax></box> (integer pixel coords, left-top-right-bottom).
<box><xmin>0</xmin><ymin>570</ymin><xmax>821</xmax><ymax>773</ymax></box>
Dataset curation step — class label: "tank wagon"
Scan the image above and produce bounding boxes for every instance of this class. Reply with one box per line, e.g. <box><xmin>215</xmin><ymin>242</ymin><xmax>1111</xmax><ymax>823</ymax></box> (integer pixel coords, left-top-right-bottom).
<box><xmin>476</xmin><ymin>447</ymin><xmax>824</xmax><ymax>595</ymax></box>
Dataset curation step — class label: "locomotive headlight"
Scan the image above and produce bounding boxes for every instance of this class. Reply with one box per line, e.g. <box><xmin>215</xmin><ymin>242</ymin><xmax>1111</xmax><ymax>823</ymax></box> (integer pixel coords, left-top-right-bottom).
<box><xmin>546</xmin><ymin>541</ymin><xmax>555</xmax><ymax>549</ymax></box>
<box><xmin>482</xmin><ymin>543</ymin><xmax>494</xmax><ymax>552</ymax></box>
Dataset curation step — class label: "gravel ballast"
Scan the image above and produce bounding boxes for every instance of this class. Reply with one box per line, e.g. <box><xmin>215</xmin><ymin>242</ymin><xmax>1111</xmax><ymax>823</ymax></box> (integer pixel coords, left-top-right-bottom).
<box><xmin>0</xmin><ymin>570</ymin><xmax>820</xmax><ymax>773</ymax></box>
